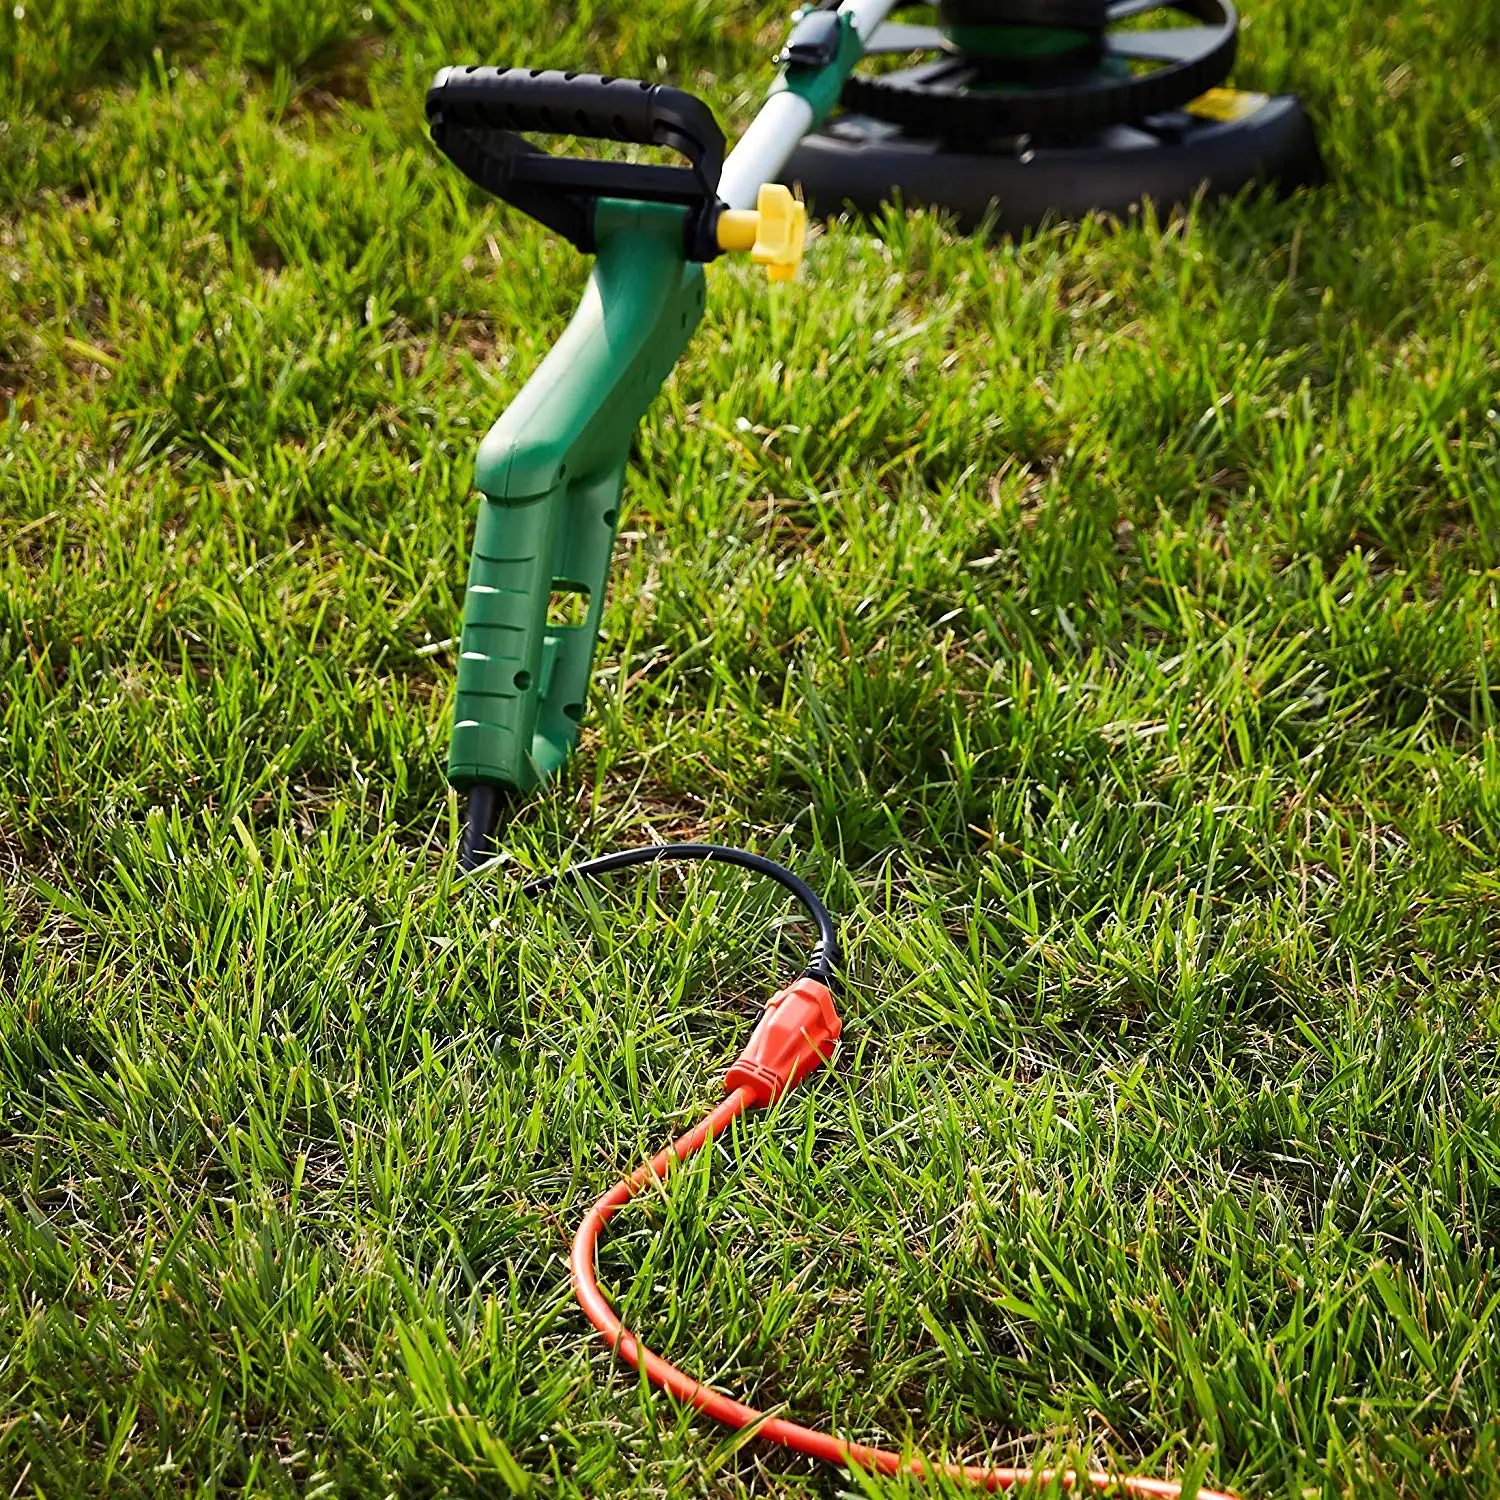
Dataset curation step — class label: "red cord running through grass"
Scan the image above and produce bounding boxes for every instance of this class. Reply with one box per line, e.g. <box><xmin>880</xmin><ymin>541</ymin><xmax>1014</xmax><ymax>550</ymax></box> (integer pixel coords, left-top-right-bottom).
<box><xmin>570</xmin><ymin>1086</ymin><xmax>1239</xmax><ymax>1499</ymax></box>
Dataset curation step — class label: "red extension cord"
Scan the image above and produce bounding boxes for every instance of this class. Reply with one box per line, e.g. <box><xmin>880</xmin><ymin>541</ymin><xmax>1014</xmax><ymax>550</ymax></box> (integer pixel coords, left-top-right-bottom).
<box><xmin>568</xmin><ymin>975</ymin><xmax>1238</xmax><ymax>1499</ymax></box>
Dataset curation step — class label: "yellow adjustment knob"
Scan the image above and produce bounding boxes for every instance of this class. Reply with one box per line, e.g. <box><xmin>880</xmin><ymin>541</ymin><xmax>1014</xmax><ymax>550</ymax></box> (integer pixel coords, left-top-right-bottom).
<box><xmin>751</xmin><ymin>182</ymin><xmax>806</xmax><ymax>282</ymax></box>
<box><xmin>715</xmin><ymin>183</ymin><xmax>807</xmax><ymax>282</ymax></box>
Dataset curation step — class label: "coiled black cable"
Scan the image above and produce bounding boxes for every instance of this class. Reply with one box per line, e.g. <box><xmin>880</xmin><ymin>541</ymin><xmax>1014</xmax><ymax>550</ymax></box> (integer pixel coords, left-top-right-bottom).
<box><xmin>520</xmin><ymin>842</ymin><xmax>841</xmax><ymax>987</ymax></box>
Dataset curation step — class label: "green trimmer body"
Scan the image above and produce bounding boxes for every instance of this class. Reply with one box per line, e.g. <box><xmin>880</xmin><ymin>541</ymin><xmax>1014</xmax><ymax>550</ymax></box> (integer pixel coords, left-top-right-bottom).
<box><xmin>425</xmin><ymin>12</ymin><xmax>890</xmax><ymax>863</ymax></box>
<box><xmin>448</xmin><ymin>202</ymin><xmax>705</xmax><ymax>797</ymax></box>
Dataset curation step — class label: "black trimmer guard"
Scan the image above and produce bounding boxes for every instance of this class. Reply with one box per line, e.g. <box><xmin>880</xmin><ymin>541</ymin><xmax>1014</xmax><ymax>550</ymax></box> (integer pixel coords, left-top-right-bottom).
<box><xmin>781</xmin><ymin>92</ymin><xmax>1321</xmax><ymax>234</ymax></box>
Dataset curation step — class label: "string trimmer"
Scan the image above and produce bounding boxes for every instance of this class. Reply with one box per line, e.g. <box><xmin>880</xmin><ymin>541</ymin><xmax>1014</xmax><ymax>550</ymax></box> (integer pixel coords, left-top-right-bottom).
<box><xmin>421</xmin><ymin>3</ymin><xmax>1300</xmax><ymax>1490</ymax></box>
<box><xmin>430</xmin><ymin>0</ymin><xmax>1318</xmax><ymax>869</ymax></box>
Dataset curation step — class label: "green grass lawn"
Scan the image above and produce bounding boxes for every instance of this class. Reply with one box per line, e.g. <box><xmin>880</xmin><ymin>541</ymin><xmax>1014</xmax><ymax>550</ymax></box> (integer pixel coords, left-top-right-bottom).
<box><xmin>3</xmin><ymin>1</ymin><xmax>1499</xmax><ymax>1495</ymax></box>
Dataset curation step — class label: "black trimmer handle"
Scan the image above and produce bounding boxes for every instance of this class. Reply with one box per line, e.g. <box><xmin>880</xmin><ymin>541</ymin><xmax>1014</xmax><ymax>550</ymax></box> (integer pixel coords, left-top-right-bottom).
<box><xmin>426</xmin><ymin>67</ymin><xmax>727</xmax><ymax>257</ymax></box>
<box><xmin>428</xmin><ymin>67</ymin><xmax>725</xmax><ymax>182</ymax></box>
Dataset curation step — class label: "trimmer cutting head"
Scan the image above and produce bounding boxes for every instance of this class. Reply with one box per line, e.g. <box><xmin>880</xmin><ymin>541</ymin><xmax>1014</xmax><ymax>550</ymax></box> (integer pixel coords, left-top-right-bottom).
<box><xmin>781</xmin><ymin>0</ymin><xmax>1321</xmax><ymax>232</ymax></box>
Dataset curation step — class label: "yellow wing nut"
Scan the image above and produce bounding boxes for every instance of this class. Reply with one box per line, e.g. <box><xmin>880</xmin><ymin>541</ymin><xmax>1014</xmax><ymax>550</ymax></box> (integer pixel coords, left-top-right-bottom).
<box><xmin>715</xmin><ymin>183</ymin><xmax>806</xmax><ymax>282</ymax></box>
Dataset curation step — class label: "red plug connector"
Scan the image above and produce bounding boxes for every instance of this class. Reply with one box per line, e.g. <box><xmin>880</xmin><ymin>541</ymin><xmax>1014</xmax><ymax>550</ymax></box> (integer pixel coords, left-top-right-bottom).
<box><xmin>724</xmin><ymin>976</ymin><xmax>841</xmax><ymax>1107</ymax></box>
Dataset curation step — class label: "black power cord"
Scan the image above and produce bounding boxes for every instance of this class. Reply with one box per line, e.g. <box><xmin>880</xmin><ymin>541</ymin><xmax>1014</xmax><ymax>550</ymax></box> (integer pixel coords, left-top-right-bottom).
<box><xmin>460</xmin><ymin>784</ymin><xmax>504</xmax><ymax>872</ymax></box>
<box><xmin>520</xmin><ymin>842</ymin><xmax>841</xmax><ymax>989</ymax></box>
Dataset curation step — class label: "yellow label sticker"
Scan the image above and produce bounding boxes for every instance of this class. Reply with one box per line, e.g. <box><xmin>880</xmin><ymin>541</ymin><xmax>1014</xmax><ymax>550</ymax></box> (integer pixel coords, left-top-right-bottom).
<box><xmin>1185</xmin><ymin>87</ymin><xmax>1270</xmax><ymax>122</ymax></box>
